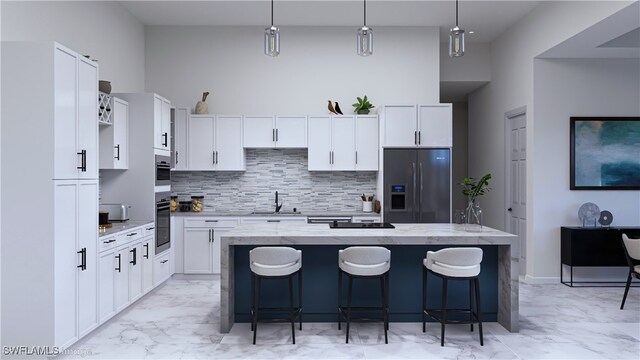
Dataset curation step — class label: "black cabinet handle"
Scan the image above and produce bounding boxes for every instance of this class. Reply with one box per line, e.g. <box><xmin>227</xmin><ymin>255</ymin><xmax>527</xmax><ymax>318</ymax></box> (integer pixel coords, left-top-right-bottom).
<box><xmin>204</xmin><ymin>220</ymin><xmax>218</xmax><ymax>223</ymax></box>
<box><xmin>508</xmin><ymin>208</ymin><xmax>513</xmax><ymax>212</ymax></box>
<box><xmin>144</xmin><ymin>243</ymin><xmax>149</xmax><ymax>259</ymax></box>
<box><xmin>115</xmin><ymin>254</ymin><xmax>121</xmax><ymax>272</ymax></box>
<box><xmin>414</xmin><ymin>131</ymin><xmax>417</xmax><ymax>145</ymax></box>
<box><xmin>130</xmin><ymin>248</ymin><xmax>137</xmax><ymax>265</ymax></box>
<box><xmin>146</xmin><ymin>226</ymin><xmax>155</xmax><ymax>230</ymax></box>
<box><xmin>160</xmin><ymin>259</ymin><xmax>168</xmax><ymax>264</ymax></box>
<box><xmin>208</xmin><ymin>229</ymin><xmax>211</xmax><ymax>242</ymax></box>
<box><xmin>276</xmin><ymin>128</ymin><xmax>279</xmax><ymax>142</ymax></box>
<box><xmin>355</xmin><ymin>151</ymin><xmax>358</xmax><ymax>164</ymax></box>
<box><xmin>77</xmin><ymin>150</ymin><xmax>87</xmax><ymax>172</ymax></box>
<box><xmin>267</xmin><ymin>220</ymin><xmax>280</xmax><ymax>223</ymax></box>
<box><xmin>114</xmin><ymin>144</ymin><xmax>120</xmax><ymax>160</ymax></box>
<box><xmin>127</xmin><ymin>232</ymin><xmax>138</xmax><ymax>237</ymax></box>
<box><xmin>176</xmin><ymin>151</ymin><xmax>179</xmax><ymax>165</ymax></box>
<box><xmin>418</xmin><ymin>131</ymin><xmax>421</xmax><ymax>145</ymax></box>
<box><xmin>162</xmin><ymin>132</ymin><xmax>168</xmax><ymax>147</ymax></box>
<box><xmin>273</xmin><ymin>128</ymin><xmax>275</xmax><ymax>142</ymax></box>
<box><xmin>216</xmin><ymin>151</ymin><xmax>219</xmax><ymax>164</ymax></box>
<box><xmin>213</xmin><ymin>151</ymin><xmax>215</xmax><ymax>165</ymax></box>
<box><xmin>103</xmin><ymin>239</ymin><xmax>116</xmax><ymax>244</ymax></box>
<box><xmin>77</xmin><ymin>248</ymin><xmax>86</xmax><ymax>271</ymax></box>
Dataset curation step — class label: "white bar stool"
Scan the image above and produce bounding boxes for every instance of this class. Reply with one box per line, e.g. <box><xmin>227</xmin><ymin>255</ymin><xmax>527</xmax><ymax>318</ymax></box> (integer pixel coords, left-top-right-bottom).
<box><xmin>337</xmin><ymin>246</ymin><xmax>391</xmax><ymax>344</ymax></box>
<box><xmin>250</xmin><ymin>246</ymin><xmax>302</xmax><ymax>345</ymax></box>
<box><xmin>422</xmin><ymin>247</ymin><xmax>484</xmax><ymax>346</ymax></box>
<box><xmin>621</xmin><ymin>233</ymin><xmax>640</xmax><ymax>310</ymax></box>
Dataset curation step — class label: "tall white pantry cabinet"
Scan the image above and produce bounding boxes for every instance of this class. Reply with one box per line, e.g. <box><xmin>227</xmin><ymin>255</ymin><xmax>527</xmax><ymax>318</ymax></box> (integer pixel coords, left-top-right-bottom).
<box><xmin>1</xmin><ymin>42</ymin><xmax>99</xmax><ymax>350</ymax></box>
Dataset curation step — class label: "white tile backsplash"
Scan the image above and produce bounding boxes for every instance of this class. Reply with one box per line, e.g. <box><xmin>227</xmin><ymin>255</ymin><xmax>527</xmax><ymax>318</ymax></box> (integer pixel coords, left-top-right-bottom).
<box><xmin>171</xmin><ymin>149</ymin><xmax>377</xmax><ymax>212</ymax></box>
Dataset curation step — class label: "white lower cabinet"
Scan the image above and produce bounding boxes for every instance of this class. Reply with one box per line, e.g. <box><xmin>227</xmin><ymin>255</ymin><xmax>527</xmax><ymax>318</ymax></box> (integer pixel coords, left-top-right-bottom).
<box><xmin>183</xmin><ymin>217</ymin><xmax>239</xmax><ymax>274</ymax></box>
<box><xmin>114</xmin><ymin>245</ymin><xmax>130</xmax><ymax>312</ymax></box>
<box><xmin>154</xmin><ymin>250</ymin><xmax>172</xmax><ymax>285</ymax></box>
<box><xmin>98</xmin><ymin>249</ymin><xmax>116</xmax><ymax>323</ymax></box>
<box><xmin>142</xmin><ymin>237</ymin><xmax>155</xmax><ymax>294</ymax></box>
<box><xmin>128</xmin><ymin>240</ymin><xmax>143</xmax><ymax>302</ymax></box>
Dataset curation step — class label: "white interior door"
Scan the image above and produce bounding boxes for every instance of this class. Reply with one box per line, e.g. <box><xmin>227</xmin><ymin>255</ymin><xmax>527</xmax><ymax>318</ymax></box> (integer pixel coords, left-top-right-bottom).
<box><xmin>506</xmin><ymin>110</ymin><xmax>527</xmax><ymax>276</ymax></box>
<box><xmin>188</xmin><ymin>115</ymin><xmax>215</xmax><ymax>170</ymax></box>
<box><xmin>307</xmin><ymin>116</ymin><xmax>332</xmax><ymax>170</ymax></box>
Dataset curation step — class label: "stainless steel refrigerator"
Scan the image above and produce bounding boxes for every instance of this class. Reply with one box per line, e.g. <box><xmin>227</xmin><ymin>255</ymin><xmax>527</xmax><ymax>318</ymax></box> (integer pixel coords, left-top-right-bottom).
<box><xmin>383</xmin><ymin>149</ymin><xmax>451</xmax><ymax>223</ymax></box>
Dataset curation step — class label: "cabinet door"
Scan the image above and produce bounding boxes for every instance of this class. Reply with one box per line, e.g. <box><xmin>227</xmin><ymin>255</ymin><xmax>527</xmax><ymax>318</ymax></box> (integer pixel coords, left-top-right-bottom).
<box><xmin>276</xmin><ymin>116</ymin><xmax>307</xmax><ymax>148</ymax></box>
<box><xmin>212</xmin><ymin>228</ymin><xmax>232</xmax><ymax>274</ymax></box>
<box><xmin>128</xmin><ymin>242</ymin><xmax>143</xmax><ymax>302</ymax></box>
<box><xmin>53</xmin><ymin>181</ymin><xmax>78</xmax><ymax>347</ymax></box>
<box><xmin>114</xmin><ymin>247</ymin><xmax>130</xmax><ymax>312</ymax></box>
<box><xmin>77</xmin><ymin>180</ymin><xmax>98</xmax><ymax>337</ymax></box>
<box><xmin>331</xmin><ymin>116</ymin><xmax>356</xmax><ymax>171</ymax></box>
<box><xmin>183</xmin><ymin>228</ymin><xmax>213</xmax><ymax>274</ymax></box>
<box><xmin>77</xmin><ymin>58</ymin><xmax>98</xmax><ymax>179</ymax></box>
<box><xmin>142</xmin><ymin>238</ymin><xmax>154</xmax><ymax>294</ymax></box>
<box><xmin>188</xmin><ymin>115</ymin><xmax>215</xmax><ymax>170</ymax></box>
<box><xmin>418</xmin><ymin>104</ymin><xmax>452</xmax><ymax>147</ymax></box>
<box><xmin>174</xmin><ymin>108</ymin><xmax>189</xmax><ymax>170</ymax></box>
<box><xmin>307</xmin><ymin>116</ymin><xmax>332</xmax><ymax>171</ymax></box>
<box><xmin>215</xmin><ymin>115</ymin><xmax>244</xmax><ymax>170</ymax></box>
<box><xmin>154</xmin><ymin>251</ymin><xmax>172</xmax><ymax>285</ymax></box>
<box><xmin>383</xmin><ymin>105</ymin><xmax>417</xmax><ymax>147</ymax></box>
<box><xmin>161</xmin><ymin>99</ymin><xmax>172</xmax><ymax>150</ymax></box>
<box><xmin>355</xmin><ymin>116</ymin><xmax>379</xmax><ymax>171</ymax></box>
<box><xmin>243</xmin><ymin>116</ymin><xmax>275</xmax><ymax>148</ymax></box>
<box><xmin>53</xmin><ymin>47</ymin><xmax>78</xmax><ymax>180</ymax></box>
<box><xmin>153</xmin><ymin>96</ymin><xmax>163</xmax><ymax>149</ymax></box>
<box><xmin>112</xmin><ymin>98</ymin><xmax>128</xmax><ymax>169</ymax></box>
<box><xmin>98</xmin><ymin>250</ymin><xmax>116</xmax><ymax>324</ymax></box>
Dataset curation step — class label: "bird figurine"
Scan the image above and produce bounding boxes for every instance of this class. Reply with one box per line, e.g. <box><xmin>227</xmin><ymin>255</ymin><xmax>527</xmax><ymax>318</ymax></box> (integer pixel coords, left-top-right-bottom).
<box><xmin>334</xmin><ymin>102</ymin><xmax>343</xmax><ymax>115</ymax></box>
<box><xmin>327</xmin><ymin>100</ymin><xmax>337</xmax><ymax>114</ymax></box>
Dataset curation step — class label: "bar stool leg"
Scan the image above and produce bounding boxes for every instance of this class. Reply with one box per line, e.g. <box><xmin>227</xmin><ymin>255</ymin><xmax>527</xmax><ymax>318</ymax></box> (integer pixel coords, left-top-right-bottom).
<box><xmin>422</xmin><ymin>267</ymin><xmax>427</xmax><ymax>333</ymax></box>
<box><xmin>298</xmin><ymin>270</ymin><xmax>303</xmax><ymax>330</ymax></box>
<box><xmin>621</xmin><ymin>271</ymin><xmax>632</xmax><ymax>310</ymax></box>
<box><xmin>251</xmin><ymin>273</ymin><xmax>255</xmax><ymax>332</ymax></box>
<box><xmin>380</xmin><ymin>274</ymin><xmax>388</xmax><ymax>344</ymax></box>
<box><xmin>474</xmin><ymin>277</ymin><xmax>484</xmax><ymax>346</ymax></box>
<box><xmin>386</xmin><ymin>272</ymin><xmax>390</xmax><ymax>331</ymax></box>
<box><xmin>338</xmin><ymin>269</ymin><xmax>342</xmax><ymax>330</ymax></box>
<box><xmin>469</xmin><ymin>279</ymin><xmax>474</xmax><ymax>332</ymax></box>
<box><xmin>289</xmin><ymin>275</ymin><xmax>296</xmax><ymax>344</ymax></box>
<box><xmin>345</xmin><ymin>275</ymin><xmax>353</xmax><ymax>344</ymax></box>
<box><xmin>253</xmin><ymin>277</ymin><xmax>261</xmax><ymax>345</ymax></box>
<box><xmin>440</xmin><ymin>278</ymin><xmax>448</xmax><ymax>347</ymax></box>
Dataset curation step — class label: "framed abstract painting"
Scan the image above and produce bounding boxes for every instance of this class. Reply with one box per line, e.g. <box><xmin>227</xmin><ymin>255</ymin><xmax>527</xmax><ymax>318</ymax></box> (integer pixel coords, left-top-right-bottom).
<box><xmin>570</xmin><ymin>117</ymin><xmax>640</xmax><ymax>190</ymax></box>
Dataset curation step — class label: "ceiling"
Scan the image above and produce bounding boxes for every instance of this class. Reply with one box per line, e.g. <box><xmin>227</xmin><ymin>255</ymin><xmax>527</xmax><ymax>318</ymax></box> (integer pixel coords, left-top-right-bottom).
<box><xmin>120</xmin><ymin>0</ymin><xmax>540</xmax><ymax>43</ymax></box>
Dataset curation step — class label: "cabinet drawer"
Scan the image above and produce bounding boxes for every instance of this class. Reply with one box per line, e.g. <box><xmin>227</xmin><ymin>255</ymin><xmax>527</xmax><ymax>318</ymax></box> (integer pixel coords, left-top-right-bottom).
<box><xmin>115</xmin><ymin>227</ymin><xmax>144</xmax><ymax>247</ymax></box>
<box><xmin>352</xmin><ymin>216</ymin><xmax>381</xmax><ymax>223</ymax></box>
<box><xmin>184</xmin><ymin>217</ymin><xmax>239</xmax><ymax>228</ymax></box>
<box><xmin>154</xmin><ymin>252</ymin><xmax>172</xmax><ymax>285</ymax></box>
<box><xmin>99</xmin><ymin>236</ymin><xmax>117</xmax><ymax>252</ymax></box>
<box><xmin>143</xmin><ymin>224</ymin><xmax>156</xmax><ymax>238</ymax></box>
<box><xmin>241</xmin><ymin>216</ymin><xmax>308</xmax><ymax>223</ymax></box>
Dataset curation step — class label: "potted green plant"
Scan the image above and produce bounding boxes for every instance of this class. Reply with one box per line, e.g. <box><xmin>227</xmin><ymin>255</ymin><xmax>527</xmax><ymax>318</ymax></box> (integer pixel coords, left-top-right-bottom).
<box><xmin>459</xmin><ymin>173</ymin><xmax>492</xmax><ymax>232</ymax></box>
<box><xmin>352</xmin><ymin>95</ymin><xmax>374</xmax><ymax>114</ymax></box>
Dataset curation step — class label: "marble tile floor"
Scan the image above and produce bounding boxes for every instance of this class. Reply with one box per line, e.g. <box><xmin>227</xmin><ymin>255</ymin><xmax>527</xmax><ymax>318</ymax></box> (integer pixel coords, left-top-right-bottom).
<box><xmin>58</xmin><ymin>277</ymin><xmax>640</xmax><ymax>360</ymax></box>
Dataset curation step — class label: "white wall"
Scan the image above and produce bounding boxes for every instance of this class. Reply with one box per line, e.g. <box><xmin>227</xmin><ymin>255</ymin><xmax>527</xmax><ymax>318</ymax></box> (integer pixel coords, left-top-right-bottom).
<box><xmin>440</xmin><ymin>42</ymin><xmax>491</xmax><ymax>82</ymax></box>
<box><xmin>467</xmin><ymin>0</ymin><xmax>633</xmax><ymax>279</ymax></box>
<box><xmin>145</xmin><ymin>26</ymin><xmax>440</xmax><ymax>113</ymax></box>
<box><xmin>1</xmin><ymin>1</ymin><xmax>145</xmax><ymax>93</ymax></box>
<box><xmin>533</xmin><ymin>58</ymin><xmax>640</xmax><ymax>280</ymax></box>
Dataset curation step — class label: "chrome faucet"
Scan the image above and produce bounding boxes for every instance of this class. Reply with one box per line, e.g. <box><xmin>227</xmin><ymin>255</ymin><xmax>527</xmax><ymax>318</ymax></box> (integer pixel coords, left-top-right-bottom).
<box><xmin>275</xmin><ymin>191</ymin><xmax>283</xmax><ymax>213</ymax></box>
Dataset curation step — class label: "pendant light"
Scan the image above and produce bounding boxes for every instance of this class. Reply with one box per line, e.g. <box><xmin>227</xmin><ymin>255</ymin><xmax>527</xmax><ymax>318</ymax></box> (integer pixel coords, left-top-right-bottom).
<box><xmin>357</xmin><ymin>0</ymin><xmax>373</xmax><ymax>56</ymax></box>
<box><xmin>449</xmin><ymin>0</ymin><xmax>465</xmax><ymax>57</ymax></box>
<box><xmin>264</xmin><ymin>0</ymin><xmax>280</xmax><ymax>57</ymax></box>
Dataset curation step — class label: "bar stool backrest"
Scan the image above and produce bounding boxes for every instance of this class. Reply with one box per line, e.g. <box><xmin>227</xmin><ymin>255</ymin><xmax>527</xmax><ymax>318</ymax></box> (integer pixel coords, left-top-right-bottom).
<box><xmin>339</xmin><ymin>246</ymin><xmax>390</xmax><ymax>266</ymax></box>
<box><xmin>426</xmin><ymin>248</ymin><xmax>483</xmax><ymax>267</ymax></box>
<box><xmin>250</xmin><ymin>246</ymin><xmax>301</xmax><ymax>266</ymax></box>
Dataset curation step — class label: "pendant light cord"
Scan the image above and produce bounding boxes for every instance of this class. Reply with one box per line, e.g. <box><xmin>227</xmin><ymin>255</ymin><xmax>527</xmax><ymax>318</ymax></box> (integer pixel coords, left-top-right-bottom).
<box><xmin>271</xmin><ymin>0</ymin><xmax>274</xmax><ymax>26</ymax></box>
<box><xmin>455</xmin><ymin>0</ymin><xmax>459</xmax><ymax>27</ymax></box>
<box><xmin>364</xmin><ymin>0</ymin><xmax>367</xmax><ymax>27</ymax></box>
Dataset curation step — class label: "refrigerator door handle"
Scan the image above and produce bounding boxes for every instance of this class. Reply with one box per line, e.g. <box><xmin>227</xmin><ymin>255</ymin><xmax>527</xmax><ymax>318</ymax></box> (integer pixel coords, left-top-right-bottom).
<box><xmin>412</xmin><ymin>162</ymin><xmax>417</xmax><ymax>222</ymax></box>
<box><xmin>419</xmin><ymin>162</ymin><xmax>424</xmax><ymax>221</ymax></box>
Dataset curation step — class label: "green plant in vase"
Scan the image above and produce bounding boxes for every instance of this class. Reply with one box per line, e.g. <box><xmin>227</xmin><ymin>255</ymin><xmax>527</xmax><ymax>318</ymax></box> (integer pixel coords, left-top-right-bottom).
<box><xmin>459</xmin><ymin>173</ymin><xmax>492</xmax><ymax>232</ymax></box>
<box><xmin>352</xmin><ymin>95</ymin><xmax>374</xmax><ymax>114</ymax></box>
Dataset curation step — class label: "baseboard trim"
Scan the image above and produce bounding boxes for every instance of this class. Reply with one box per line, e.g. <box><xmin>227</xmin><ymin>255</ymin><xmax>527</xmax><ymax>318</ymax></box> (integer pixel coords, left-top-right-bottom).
<box><xmin>523</xmin><ymin>275</ymin><xmax>560</xmax><ymax>284</ymax></box>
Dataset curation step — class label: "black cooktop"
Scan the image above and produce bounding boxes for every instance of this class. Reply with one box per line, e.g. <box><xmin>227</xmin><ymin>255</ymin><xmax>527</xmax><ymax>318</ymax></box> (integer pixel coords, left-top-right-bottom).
<box><xmin>329</xmin><ymin>222</ymin><xmax>395</xmax><ymax>229</ymax></box>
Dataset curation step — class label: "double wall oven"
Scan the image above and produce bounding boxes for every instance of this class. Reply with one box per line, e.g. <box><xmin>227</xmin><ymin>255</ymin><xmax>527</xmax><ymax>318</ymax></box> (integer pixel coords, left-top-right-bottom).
<box><xmin>155</xmin><ymin>155</ymin><xmax>171</xmax><ymax>186</ymax></box>
<box><xmin>155</xmin><ymin>192</ymin><xmax>171</xmax><ymax>254</ymax></box>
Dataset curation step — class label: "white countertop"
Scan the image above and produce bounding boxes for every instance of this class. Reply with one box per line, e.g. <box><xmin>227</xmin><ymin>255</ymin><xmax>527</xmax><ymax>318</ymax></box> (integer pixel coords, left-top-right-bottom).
<box><xmin>99</xmin><ymin>220</ymin><xmax>154</xmax><ymax>238</ymax></box>
<box><xmin>221</xmin><ymin>222</ymin><xmax>517</xmax><ymax>246</ymax></box>
<box><xmin>171</xmin><ymin>211</ymin><xmax>381</xmax><ymax>217</ymax></box>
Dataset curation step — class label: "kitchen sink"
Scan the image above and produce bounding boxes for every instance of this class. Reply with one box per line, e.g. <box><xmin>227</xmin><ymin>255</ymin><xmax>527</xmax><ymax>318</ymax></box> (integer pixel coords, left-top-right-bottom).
<box><xmin>251</xmin><ymin>210</ymin><xmax>302</xmax><ymax>215</ymax></box>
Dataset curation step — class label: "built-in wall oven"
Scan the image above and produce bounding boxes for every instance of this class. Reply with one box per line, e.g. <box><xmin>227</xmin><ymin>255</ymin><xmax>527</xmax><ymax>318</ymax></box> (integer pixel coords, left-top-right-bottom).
<box><xmin>155</xmin><ymin>192</ymin><xmax>171</xmax><ymax>254</ymax></box>
<box><xmin>155</xmin><ymin>155</ymin><xmax>171</xmax><ymax>186</ymax></box>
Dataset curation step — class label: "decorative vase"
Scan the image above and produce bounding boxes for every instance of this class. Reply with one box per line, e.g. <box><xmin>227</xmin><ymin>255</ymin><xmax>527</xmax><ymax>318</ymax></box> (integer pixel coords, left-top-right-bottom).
<box><xmin>98</xmin><ymin>80</ymin><xmax>112</xmax><ymax>94</ymax></box>
<box><xmin>464</xmin><ymin>200</ymin><xmax>483</xmax><ymax>232</ymax></box>
<box><xmin>357</xmin><ymin>109</ymin><xmax>370</xmax><ymax>114</ymax></box>
<box><xmin>195</xmin><ymin>91</ymin><xmax>210</xmax><ymax>114</ymax></box>
<box><xmin>362</xmin><ymin>200</ymin><xmax>373</xmax><ymax>213</ymax></box>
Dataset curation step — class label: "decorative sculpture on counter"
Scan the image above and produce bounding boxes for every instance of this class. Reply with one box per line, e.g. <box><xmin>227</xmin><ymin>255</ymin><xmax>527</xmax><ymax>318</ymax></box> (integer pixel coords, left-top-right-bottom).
<box><xmin>334</xmin><ymin>102</ymin><xmax>344</xmax><ymax>115</ymax></box>
<box><xmin>195</xmin><ymin>92</ymin><xmax>210</xmax><ymax>114</ymax></box>
<box><xmin>327</xmin><ymin>100</ymin><xmax>337</xmax><ymax>114</ymax></box>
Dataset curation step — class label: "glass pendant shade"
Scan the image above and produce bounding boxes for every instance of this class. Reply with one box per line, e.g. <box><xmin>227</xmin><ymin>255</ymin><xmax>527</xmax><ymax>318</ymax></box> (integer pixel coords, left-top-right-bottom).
<box><xmin>449</xmin><ymin>26</ymin><xmax>465</xmax><ymax>57</ymax></box>
<box><xmin>264</xmin><ymin>26</ymin><xmax>280</xmax><ymax>57</ymax></box>
<box><xmin>357</xmin><ymin>26</ymin><xmax>373</xmax><ymax>56</ymax></box>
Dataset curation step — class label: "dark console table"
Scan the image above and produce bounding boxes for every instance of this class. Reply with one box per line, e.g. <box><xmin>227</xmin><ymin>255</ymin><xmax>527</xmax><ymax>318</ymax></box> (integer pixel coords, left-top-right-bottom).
<box><xmin>561</xmin><ymin>226</ymin><xmax>640</xmax><ymax>287</ymax></box>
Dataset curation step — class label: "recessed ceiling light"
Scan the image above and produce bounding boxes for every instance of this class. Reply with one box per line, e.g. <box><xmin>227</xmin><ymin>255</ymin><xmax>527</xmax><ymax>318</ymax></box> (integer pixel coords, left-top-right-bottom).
<box><xmin>468</xmin><ymin>30</ymin><xmax>475</xmax><ymax>34</ymax></box>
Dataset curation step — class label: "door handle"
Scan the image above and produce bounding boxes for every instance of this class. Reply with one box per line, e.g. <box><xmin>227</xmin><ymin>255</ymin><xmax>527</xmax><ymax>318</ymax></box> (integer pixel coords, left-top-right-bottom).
<box><xmin>419</xmin><ymin>162</ymin><xmax>423</xmax><ymax>221</ymax></box>
<box><xmin>355</xmin><ymin>151</ymin><xmax>358</xmax><ymax>165</ymax></box>
<box><xmin>115</xmin><ymin>254</ymin><xmax>121</xmax><ymax>272</ymax></box>
<box><xmin>176</xmin><ymin>151</ymin><xmax>178</xmax><ymax>165</ymax></box>
<box><xmin>208</xmin><ymin>229</ymin><xmax>212</xmax><ymax>242</ymax></box>
<box><xmin>211</xmin><ymin>229</ymin><xmax>215</xmax><ymax>243</ymax></box>
<box><xmin>77</xmin><ymin>248</ymin><xmax>86</xmax><ymax>271</ymax></box>
<box><xmin>130</xmin><ymin>248</ymin><xmax>137</xmax><ymax>265</ymax></box>
<box><xmin>273</xmin><ymin>129</ymin><xmax>275</xmax><ymax>142</ymax></box>
<box><xmin>160</xmin><ymin>260</ymin><xmax>168</xmax><ymax>264</ymax></box>
<box><xmin>205</xmin><ymin>220</ymin><xmax>218</xmax><ymax>223</ymax></box>
<box><xmin>77</xmin><ymin>150</ymin><xmax>87</xmax><ymax>172</ymax></box>
<box><xmin>329</xmin><ymin>151</ymin><xmax>332</xmax><ymax>164</ymax></box>
<box><xmin>267</xmin><ymin>220</ymin><xmax>280</xmax><ymax>223</ymax></box>
<box><xmin>276</xmin><ymin>128</ymin><xmax>279</xmax><ymax>142</ymax></box>
<box><xmin>144</xmin><ymin>243</ymin><xmax>149</xmax><ymax>259</ymax></box>
<box><xmin>418</xmin><ymin>131</ymin><xmax>421</xmax><ymax>145</ymax></box>
<box><xmin>412</xmin><ymin>162</ymin><xmax>417</xmax><ymax>222</ymax></box>
<box><xmin>414</xmin><ymin>131</ymin><xmax>417</xmax><ymax>145</ymax></box>
<box><xmin>162</xmin><ymin>132</ymin><xmax>168</xmax><ymax>147</ymax></box>
<box><xmin>215</xmin><ymin>151</ymin><xmax>219</xmax><ymax>164</ymax></box>
<box><xmin>115</xmin><ymin>144</ymin><xmax>120</xmax><ymax>160</ymax></box>
<box><xmin>508</xmin><ymin>208</ymin><xmax>513</xmax><ymax>212</ymax></box>
<box><xmin>213</xmin><ymin>151</ymin><xmax>215</xmax><ymax>165</ymax></box>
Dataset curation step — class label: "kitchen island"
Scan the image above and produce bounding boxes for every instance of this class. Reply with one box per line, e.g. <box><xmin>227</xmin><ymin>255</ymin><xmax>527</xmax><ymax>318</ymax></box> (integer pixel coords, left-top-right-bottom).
<box><xmin>220</xmin><ymin>223</ymin><xmax>519</xmax><ymax>333</ymax></box>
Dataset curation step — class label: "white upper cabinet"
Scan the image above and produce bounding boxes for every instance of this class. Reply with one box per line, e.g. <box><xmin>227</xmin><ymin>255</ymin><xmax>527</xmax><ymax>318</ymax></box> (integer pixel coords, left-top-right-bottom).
<box><xmin>331</xmin><ymin>116</ymin><xmax>356</xmax><ymax>171</ymax></box>
<box><xmin>308</xmin><ymin>116</ymin><xmax>333</xmax><ymax>171</ymax></box>
<box><xmin>418</xmin><ymin>104</ymin><xmax>453</xmax><ymax>147</ymax></box>
<box><xmin>383</xmin><ymin>104</ymin><xmax>452</xmax><ymax>148</ymax></box>
<box><xmin>188</xmin><ymin>115</ymin><xmax>244</xmax><ymax>171</ymax></box>
<box><xmin>173</xmin><ymin>107</ymin><xmax>189</xmax><ymax>170</ymax></box>
<box><xmin>77</xmin><ymin>58</ymin><xmax>99</xmax><ymax>179</ymax></box>
<box><xmin>355</xmin><ymin>115</ymin><xmax>379</xmax><ymax>171</ymax></box>
<box><xmin>153</xmin><ymin>95</ymin><xmax>171</xmax><ymax>151</ymax></box>
<box><xmin>308</xmin><ymin>115</ymin><xmax>378</xmax><ymax>171</ymax></box>
<box><xmin>243</xmin><ymin>116</ymin><xmax>307</xmax><ymax>148</ymax></box>
<box><xmin>99</xmin><ymin>97</ymin><xmax>128</xmax><ymax>170</ymax></box>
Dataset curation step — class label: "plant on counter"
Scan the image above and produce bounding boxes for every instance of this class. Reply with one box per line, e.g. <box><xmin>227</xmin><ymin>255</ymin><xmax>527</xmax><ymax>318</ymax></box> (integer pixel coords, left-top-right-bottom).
<box><xmin>352</xmin><ymin>95</ymin><xmax>374</xmax><ymax>114</ymax></box>
<box><xmin>459</xmin><ymin>173</ymin><xmax>492</xmax><ymax>232</ymax></box>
